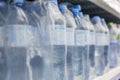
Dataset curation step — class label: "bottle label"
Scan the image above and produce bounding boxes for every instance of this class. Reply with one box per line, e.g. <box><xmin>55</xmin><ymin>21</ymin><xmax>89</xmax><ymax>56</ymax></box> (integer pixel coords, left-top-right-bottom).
<box><xmin>66</xmin><ymin>28</ymin><xmax>75</xmax><ymax>45</ymax></box>
<box><xmin>7</xmin><ymin>25</ymin><xmax>34</xmax><ymax>47</ymax></box>
<box><xmin>50</xmin><ymin>25</ymin><xmax>66</xmax><ymax>45</ymax></box>
<box><xmin>89</xmin><ymin>31</ymin><xmax>95</xmax><ymax>45</ymax></box>
<box><xmin>96</xmin><ymin>33</ymin><xmax>106</xmax><ymax>46</ymax></box>
<box><xmin>76</xmin><ymin>30</ymin><xmax>88</xmax><ymax>46</ymax></box>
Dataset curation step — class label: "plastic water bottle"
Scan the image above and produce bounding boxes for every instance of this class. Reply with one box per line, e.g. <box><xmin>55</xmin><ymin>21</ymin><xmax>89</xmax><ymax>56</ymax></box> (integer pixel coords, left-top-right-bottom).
<box><xmin>0</xmin><ymin>0</ymin><xmax>8</xmax><ymax>80</ymax></box>
<box><xmin>42</xmin><ymin>0</ymin><xmax>66</xmax><ymax>80</ymax></box>
<box><xmin>72</xmin><ymin>8</ymin><xmax>89</xmax><ymax>80</ymax></box>
<box><xmin>72</xmin><ymin>8</ymin><xmax>83</xmax><ymax>80</ymax></box>
<box><xmin>25</xmin><ymin>0</ymin><xmax>66</xmax><ymax>80</ymax></box>
<box><xmin>24</xmin><ymin>3</ymin><xmax>46</xmax><ymax>80</ymax></box>
<box><xmin>75</xmin><ymin>5</ymin><xmax>90</xmax><ymax>80</ymax></box>
<box><xmin>92</xmin><ymin>16</ymin><xmax>105</xmax><ymax>76</ymax></box>
<box><xmin>78</xmin><ymin>12</ymin><xmax>90</xmax><ymax>80</ymax></box>
<box><xmin>108</xmin><ymin>22</ymin><xmax>118</xmax><ymax>68</ymax></box>
<box><xmin>84</xmin><ymin>14</ymin><xmax>96</xmax><ymax>80</ymax></box>
<box><xmin>5</xmin><ymin>0</ymin><xmax>31</xmax><ymax>80</ymax></box>
<box><xmin>101</xmin><ymin>18</ymin><xmax>110</xmax><ymax>73</ymax></box>
<box><xmin>59</xmin><ymin>4</ymin><xmax>77</xmax><ymax>80</ymax></box>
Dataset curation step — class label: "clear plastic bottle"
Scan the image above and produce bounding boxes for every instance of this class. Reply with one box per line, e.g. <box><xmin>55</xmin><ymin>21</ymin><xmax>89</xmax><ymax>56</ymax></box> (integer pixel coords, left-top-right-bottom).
<box><xmin>92</xmin><ymin>16</ymin><xmax>106</xmax><ymax>77</ymax></box>
<box><xmin>75</xmin><ymin>5</ymin><xmax>90</xmax><ymax>80</ymax></box>
<box><xmin>101</xmin><ymin>18</ymin><xmax>110</xmax><ymax>73</ymax></box>
<box><xmin>108</xmin><ymin>22</ymin><xmax>118</xmax><ymax>68</ymax></box>
<box><xmin>42</xmin><ymin>0</ymin><xmax>66</xmax><ymax>80</ymax></box>
<box><xmin>72</xmin><ymin>8</ymin><xmax>89</xmax><ymax>80</ymax></box>
<box><xmin>59</xmin><ymin>4</ymin><xmax>77</xmax><ymax>80</ymax></box>
<box><xmin>5</xmin><ymin>0</ymin><xmax>31</xmax><ymax>80</ymax></box>
<box><xmin>0</xmin><ymin>0</ymin><xmax>8</xmax><ymax>80</ymax></box>
<box><xmin>78</xmin><ymin>12</ymin><xmax>90</xmax><ymax>80</ymax></box>
<box><xmin>25</xmin><ymin>0</ymin><xmax>66</xmax><ymax>80</ymax></box>
<box><xmin>84</xmin><ymin>14</ymin><xmax>96</xmax><ymax>80</ymax></box>
<box><xmin>24</xmin><ymin>3</ymin><xmax>46</xmax><ymax>80</ymax></box>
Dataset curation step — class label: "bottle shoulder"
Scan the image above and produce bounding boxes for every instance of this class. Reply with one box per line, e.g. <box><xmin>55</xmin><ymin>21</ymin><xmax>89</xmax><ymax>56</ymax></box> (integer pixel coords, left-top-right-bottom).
<box><xmin>6</xmin><ymin>5</ymin><xmax>28</xmax><ymax>25</ymax></box>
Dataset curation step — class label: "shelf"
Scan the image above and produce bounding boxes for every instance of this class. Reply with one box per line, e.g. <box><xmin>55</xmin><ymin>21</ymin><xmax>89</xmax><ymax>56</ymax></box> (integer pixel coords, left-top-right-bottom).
<box><xmin>89</xmin><ymin>0</ymin><xmax>120</xmax><ymax>19</ymax></box>
<box><xmin>93</xmin><ymin>67</ymin><xmax>120</xmax><ymax>80</ymax></box>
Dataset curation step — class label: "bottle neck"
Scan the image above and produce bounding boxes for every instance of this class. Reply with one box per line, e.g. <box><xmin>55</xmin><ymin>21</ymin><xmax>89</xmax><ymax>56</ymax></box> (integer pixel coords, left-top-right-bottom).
<box><xmin>72</xmin><ymin>12</ymin><xmax>78</xmax><ymax>16</ymax></box>
<box><xmin>61</xmin><ymin>9</ymin><xmax>67</xmax><ymax>13</ymax></box>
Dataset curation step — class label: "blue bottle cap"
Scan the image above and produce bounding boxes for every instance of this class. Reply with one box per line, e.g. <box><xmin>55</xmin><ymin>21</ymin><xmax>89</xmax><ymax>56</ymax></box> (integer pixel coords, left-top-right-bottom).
<box><xmin>59</xmin><ymin>4</ymin><xmax>67</xmax><ymax>11</ymax></box>
<box><xmin>92</xmin><ymin>16</ymin><xmax>100</xmax><ymax>22</ymax></box>
<box><xmin>72</xmin><ymin>8</ymin><xmax>79</xmax><ymax>15</ymax></box>
<box><xmin>74</xmin><ymin>5</ymin><xmax>81</xmax><ymax>11</ymax></box>
<box><xmin>15</xmin><ymin>0</ymin><xmax>24</xmax><ymax>6</ymax></box>
<box><xmin>101</xmin><ymin>18</ymin><xmax>105</xmax><ymax>24</ymax></box>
